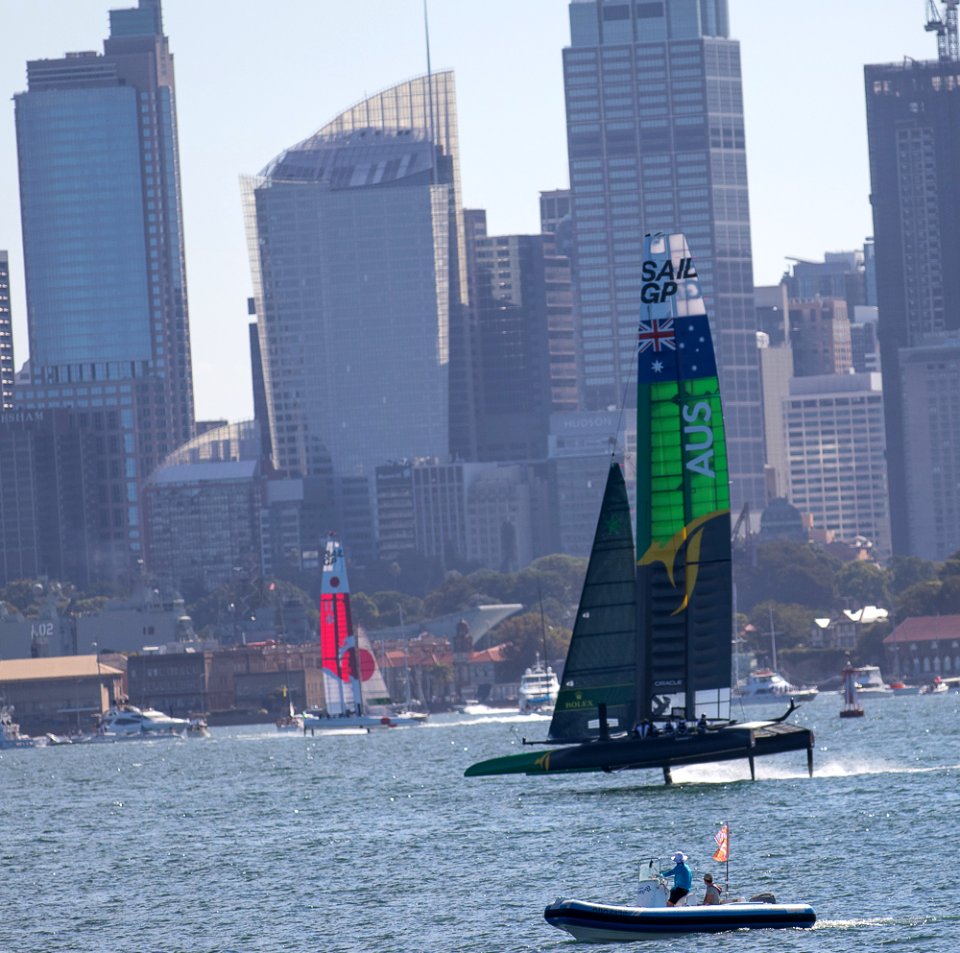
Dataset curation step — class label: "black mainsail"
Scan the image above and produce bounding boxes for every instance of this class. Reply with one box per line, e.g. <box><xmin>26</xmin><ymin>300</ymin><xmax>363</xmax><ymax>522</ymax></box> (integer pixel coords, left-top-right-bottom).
<box><xmin>547</xmin><ymin>462</ymin><xmax>636</xmax><ymax>743</ymax></box>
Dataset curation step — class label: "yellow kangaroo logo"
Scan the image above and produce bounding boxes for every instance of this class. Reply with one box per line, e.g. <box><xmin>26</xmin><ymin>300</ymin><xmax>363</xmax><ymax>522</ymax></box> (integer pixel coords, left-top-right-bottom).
<box><xmin>534</xmin><ymin>752</ymin><xmax>552</xmax><ymax>772</ymax></box>
<box><xmin>638</xmin><ymin>510</ymin><xmax>725</xmax><ymax>615</ymax></box>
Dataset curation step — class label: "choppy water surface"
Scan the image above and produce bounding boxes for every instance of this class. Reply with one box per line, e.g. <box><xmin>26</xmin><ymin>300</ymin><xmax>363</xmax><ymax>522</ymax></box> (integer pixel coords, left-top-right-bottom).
<box><xmin>2</xmin><ymin>693</ymin><xmax>958</xmax><ymax>952</ymax></box>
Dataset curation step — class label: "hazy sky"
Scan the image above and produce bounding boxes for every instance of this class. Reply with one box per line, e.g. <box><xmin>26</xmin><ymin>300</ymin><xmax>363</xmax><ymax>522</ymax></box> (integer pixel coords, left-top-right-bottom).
<box><xmin>0</xmin><ymin>1</ymin><xmax>934</xmax><ymax>422</ymax></box>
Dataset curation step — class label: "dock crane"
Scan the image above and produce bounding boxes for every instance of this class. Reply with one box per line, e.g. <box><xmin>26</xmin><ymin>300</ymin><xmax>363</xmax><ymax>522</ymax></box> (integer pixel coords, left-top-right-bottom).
<box><xmin>926</xmin><ymin>0</ymin><xmax>960</xmax><ymax>62</ymax></box>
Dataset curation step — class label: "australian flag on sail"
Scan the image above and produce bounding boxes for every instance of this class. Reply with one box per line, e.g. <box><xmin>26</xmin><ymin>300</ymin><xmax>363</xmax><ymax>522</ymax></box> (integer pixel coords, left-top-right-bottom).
<box><xmin>637</xmin><ymin>312</ymin><xmax>716</xmax><ymax>384</ymax></box>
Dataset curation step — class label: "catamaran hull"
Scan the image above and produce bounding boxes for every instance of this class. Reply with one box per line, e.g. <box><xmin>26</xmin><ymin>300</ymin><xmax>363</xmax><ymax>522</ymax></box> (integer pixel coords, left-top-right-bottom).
<box><xmin>464</xmin><ymin>723</ymin><xmax>813</xmax><ymax>777</ymax></box>
<box><xmin>544</xmin><ymin>899</ymin><xmax>816</xmax><ymax>941</ymax></box>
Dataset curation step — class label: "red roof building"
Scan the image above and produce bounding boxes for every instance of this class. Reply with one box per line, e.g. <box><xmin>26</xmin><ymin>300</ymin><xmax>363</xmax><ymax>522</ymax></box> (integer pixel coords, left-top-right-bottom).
<box><xmin>883</xmin><ymin>615</ymin><xmax>960</xmax><ymax>682</ymax></box>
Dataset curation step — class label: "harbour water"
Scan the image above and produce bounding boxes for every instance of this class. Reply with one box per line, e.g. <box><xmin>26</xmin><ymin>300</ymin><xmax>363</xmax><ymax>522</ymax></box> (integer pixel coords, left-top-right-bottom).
<box><xmin>2</xmin><ymin>692</ymin><xmax>958</xmax><ymax>952</ymax></box>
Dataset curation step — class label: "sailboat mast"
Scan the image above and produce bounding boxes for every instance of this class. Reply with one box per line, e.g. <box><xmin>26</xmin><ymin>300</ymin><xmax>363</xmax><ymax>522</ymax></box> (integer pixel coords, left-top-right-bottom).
<box><xmin>769</xmin><ymin>606</ymin><xmax>778</xmax><ymax>672</ymax></box>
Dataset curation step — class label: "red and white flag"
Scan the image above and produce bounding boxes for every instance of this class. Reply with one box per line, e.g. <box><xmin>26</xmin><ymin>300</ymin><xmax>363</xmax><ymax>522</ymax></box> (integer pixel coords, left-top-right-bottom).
<box><xmin>713</xmin><ymin>824</ymin><xmax>729</xmax><ymax>862</ymax></box>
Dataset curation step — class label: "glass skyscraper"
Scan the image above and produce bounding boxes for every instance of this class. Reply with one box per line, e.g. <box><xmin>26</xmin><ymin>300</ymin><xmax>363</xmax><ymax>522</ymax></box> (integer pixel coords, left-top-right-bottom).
<box><xmin>242</xmin><ymin>73</ymin><xmax>466</xmax><ymax>556</ymax></box>
<box><xmin>13</xmin><ymin>0</ymin><xmax>195</xmax><ymax>579</ymax></box>
<box><xmin>0</xmin><ymin>251</ymin><xmax>13</xmax><ymax>409</ymax></box>
<box><xmin>865</xmin><ymin>43</ymin><xmax>960</xmax><ymax>557</ymax></box>
<box><xmin>563</xmin><ymin>0</ymin><xmax>765</xmax><ymax>513</ymax></box>
<box><xmin>14</xmin><ymin>0</ymin><xmax>194</xmax><ymax>465</ymax></box>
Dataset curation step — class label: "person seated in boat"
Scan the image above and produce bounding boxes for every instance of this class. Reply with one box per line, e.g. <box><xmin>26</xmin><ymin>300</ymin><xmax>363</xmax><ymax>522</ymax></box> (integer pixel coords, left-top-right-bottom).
<box><xmin>660</xmin><ymin>852</ymin><xmax>693</xmax><ymax>906</ymax></box>
<box><xmin>676</xmin><ymin>718</ymin><xmax>688</xmax><ymax>735</ymax></box>
<box><xmin>662</xmin><ymin>718</ymin><xmax>674</xmax><ymax>734</ymax></box>
<box><xmin>701</xmin><ymin>872</ymin><xmax>722</xmax><ymax>905</ymax></box>
<box><xmin>646</xmin><ymin>721</ymin><xmax>659</xmax><ymax>737</ymax></box>
<box><xmin>697</xmin><ymin>713</ymin><xmax>708</xmax><ymax>734</ymax></box>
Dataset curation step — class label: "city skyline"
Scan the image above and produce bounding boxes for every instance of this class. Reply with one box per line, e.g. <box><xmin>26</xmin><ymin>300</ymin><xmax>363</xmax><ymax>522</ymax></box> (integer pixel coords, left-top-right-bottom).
<box><xmin>0</xmin><ymin>0</ymin><xmax>935</xmax><ymax>423</ymax></box>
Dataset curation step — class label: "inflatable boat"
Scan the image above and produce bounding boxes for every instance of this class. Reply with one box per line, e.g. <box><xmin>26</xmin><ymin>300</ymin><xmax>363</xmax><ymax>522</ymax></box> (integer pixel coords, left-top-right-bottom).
<box><xmin>544</xmin><ymin>897</ymin><xmax>816</xmax><ymax>940</ymax></box>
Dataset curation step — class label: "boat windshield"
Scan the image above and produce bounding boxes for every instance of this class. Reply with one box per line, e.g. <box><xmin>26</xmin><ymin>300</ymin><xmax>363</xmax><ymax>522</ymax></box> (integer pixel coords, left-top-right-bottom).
<box><xmin>637</xmin><ymin>857</ymin><xmax>662</xmax><ymax>881</ymax></box>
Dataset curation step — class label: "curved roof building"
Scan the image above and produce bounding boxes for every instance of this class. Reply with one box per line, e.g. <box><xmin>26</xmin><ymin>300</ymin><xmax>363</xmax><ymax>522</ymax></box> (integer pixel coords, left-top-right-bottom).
<box><xmin>242</xmin><ymin>72</ymin><xmax>467</xmax><ymax>502</ymax></box>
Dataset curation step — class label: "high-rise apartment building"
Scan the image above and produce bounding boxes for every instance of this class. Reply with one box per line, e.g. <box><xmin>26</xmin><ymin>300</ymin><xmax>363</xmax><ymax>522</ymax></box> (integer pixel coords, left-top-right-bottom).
<box><xmin>465</xmin><ymin>223</ymin><xmax>552</xmax><ymax>462</ymax></box>
<box><xmin>865</xmin><ymin>17</ymin><xmax>960</xmax><ymax>555</ymax></box>
<box><xmin>0</xmin><ymin>251</ymin><xmax>13</xmax><ymax>409</ymax></box>
<box><xmin>242</xmin><ymin>74</ymin><xmax>466</xmax><ymax>559</ymax></box>
<box><xmin>13</xmin><ymin>0</ymin><xmax>195</xmax><ymax>578</ymax></box>
<box><xmin>562</xmin><ymin>0</ymin><xmax>765</xmax><ymax>513</ymax></box>
<box><xmin>899</xmin><ymin>342</ymin><xmax>960</xmax><ymax>560</ymax></box>
<box><xmin>784</xmin><ymin>374</ymin><xmax>890</xmax><ymax>559</ymax></box>
<box><xmin>539</xmin><ymin>190</ymin><xmax>580</xmax><ymax>412</ymax></box>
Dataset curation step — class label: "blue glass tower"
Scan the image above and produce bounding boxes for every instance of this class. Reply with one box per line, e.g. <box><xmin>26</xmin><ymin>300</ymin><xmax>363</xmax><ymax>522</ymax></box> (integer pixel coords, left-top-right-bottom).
<box><xmin>13</xmin><ymin>0</ymin><xmax>195</xmax><ymax>580</ymax></box>
<box><xmin>563</xmin><ymin>0</ymin><xmax>765</xmax><ymax>513</ymax></box>
<box><xmin>14</xmin><ymin>0</ymin><xmax>194</xmax><ymax>478</ymax></box>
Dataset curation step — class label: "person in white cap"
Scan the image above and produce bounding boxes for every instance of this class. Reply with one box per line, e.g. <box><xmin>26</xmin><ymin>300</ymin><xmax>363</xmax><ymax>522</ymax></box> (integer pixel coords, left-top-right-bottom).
<box><xmin>660</xmin><ymin>851</ymin><xmax>693</xmax><ymax>905</ymax></box>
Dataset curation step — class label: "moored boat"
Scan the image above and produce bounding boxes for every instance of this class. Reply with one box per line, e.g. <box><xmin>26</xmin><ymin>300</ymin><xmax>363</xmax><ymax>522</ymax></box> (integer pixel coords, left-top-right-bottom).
<box><xmin>734</xmin><ymin>669</ymin><xmax>819</xmax><ymax>704</ymax></box>
<box><xmin>852</xmin><ymin>664</ymin><xmax>894</xmax><ymax>698</ymax></box>
<box><xmin>0</xmin><ymin>706</ymin><xmax>46</xmax><ymax>749</ymax></box>
<box><xmin>93</xmin><ymin>703</ymin><xmax>190</xmax><ymax>739</ymax></box>
<box><xmin>518</xmin><ymin>655</ymin><xmax>559</xmax><ymax>714</ymax></box>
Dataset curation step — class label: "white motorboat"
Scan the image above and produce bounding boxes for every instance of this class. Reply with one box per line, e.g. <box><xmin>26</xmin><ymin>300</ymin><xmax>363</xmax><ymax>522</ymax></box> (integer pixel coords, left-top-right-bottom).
<box><xmin>852</xmin><ymin>664</ymin><xmax>894</xmax><ymax>698</ymax></box>
<box><xmin>96</xmin><ymin>704</ymin><xmax>190</xmax><ymax>738</ymax></box>
<box><xmin>734</xmin><ymin>669</ymin><xmax>818</xmax><ymax>704</ymax></box>
<box><xmin>0</xmin><ymin>706</ymin><xmax>46</xmax><ymax>749</ymax></box>
<box><xmin>518</xmin><ymin>655</ymin><xmax>560</xmax><ymax>714</ymax></box>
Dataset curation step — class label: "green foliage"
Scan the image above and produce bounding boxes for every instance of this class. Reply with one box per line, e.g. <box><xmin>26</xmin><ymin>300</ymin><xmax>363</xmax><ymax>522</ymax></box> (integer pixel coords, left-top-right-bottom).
<box><xmin>834</xmin><ymin>561</ymin><xmax>891</xmax><ymax>608</ymax></box>
<box><xmin>349</xmin><ymin>592</ymin><xmax>380</xmax><ymax>630</ymax></box>
<box><xmin>493</xmin><ymin>611</ymin><xmax>571</xmax><ymax>680</ymax></box>
<box><xmin>893</xmin><ymin>579</ymin><xmax>942</xmax><ymax>621</ymax></box>
<box><xmin>746</xmin><ymin>602</ymin><xmax>813</xmax><ymax>655</ymax></box>
<box><xmin>422</xmin><ymin>572</ymin><xmax>478</xmax><ymax>618</ymax></box>
<box><xmin>735</xmin><ymin>541</ymin><xmax>840</xmax><ymax>612</ymax></box>
<box><xmin>888</xmin><ymin>555</ymin><xmax>937</xmax><ymax>594</ymax></box>
<box><xmin>855</xmin><ymin>620</ymin><xmax>892</xmax><ymax>665</ymax></box>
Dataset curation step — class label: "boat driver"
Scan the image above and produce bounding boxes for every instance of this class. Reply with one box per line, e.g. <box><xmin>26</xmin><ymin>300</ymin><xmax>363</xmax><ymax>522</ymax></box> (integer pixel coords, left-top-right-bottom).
<box><xmin>660</xmin><ymin>852</ymin><xmax>693</xmax><ymax>906</ymax></box>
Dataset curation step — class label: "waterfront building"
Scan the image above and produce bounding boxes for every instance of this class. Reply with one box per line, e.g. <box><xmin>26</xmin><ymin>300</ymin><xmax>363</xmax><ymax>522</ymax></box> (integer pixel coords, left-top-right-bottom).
<box><xmin>865</xmin><ymin>22</ymin><xmax>960</xmax><ymax>554</ymax></box>
<box><xmin>783</xmin><ymin>373</ymin><xmax>891</xmax><ymax>559</ymax></box>
<box><xmin>0</xmin><ymin>656</ymin><xmax>123</xmax><ymax>734</ymax></box>
<box><xmin>562</xmin><ymin>0</ymin><xmax>765</xmax><ymax>514</ymax></box>
<box><xmin>242</xmin><ymin>73</ymin><xmax>466</xmax><ymax>561</ymax></box>
<box><xmin>0</xmin><ymin>251</ymin><xmax>13</xmax><ymax>409</ymax></box>
<box><xmin>884</xmin><ymin>614</ymin><xmax>960</xmax><ymax>682</ymax></box>
<box><xmin>13</xmin><ymin>0</ymin><xmax>195</xmax><ymax>580</ymax></box>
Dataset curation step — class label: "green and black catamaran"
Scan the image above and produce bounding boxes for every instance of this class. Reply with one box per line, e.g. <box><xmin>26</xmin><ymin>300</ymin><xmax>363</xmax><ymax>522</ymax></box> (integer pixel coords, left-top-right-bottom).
<box><xmin>465</xmin><ymin>233</ymin><xmax>813</xmax><ymax>784</ymax></box>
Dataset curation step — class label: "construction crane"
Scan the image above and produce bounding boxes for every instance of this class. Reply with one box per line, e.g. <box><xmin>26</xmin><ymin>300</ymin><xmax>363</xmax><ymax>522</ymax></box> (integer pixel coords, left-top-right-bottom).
<box><xmin>926</xmin><ymin>0</ymin><xmax>960</xmax><ymax>62</ymax></box>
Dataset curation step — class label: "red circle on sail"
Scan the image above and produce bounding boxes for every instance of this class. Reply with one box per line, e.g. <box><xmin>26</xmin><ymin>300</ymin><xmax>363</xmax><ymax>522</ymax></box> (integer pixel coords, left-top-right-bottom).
<box><xmin>329</xmin><ymin>576</ymin><xmax>340</xmax><ymax>589</ymax></box>
<box><xmin>339</xmin><ymin>648</ymin><xmax>376</xmax><ymax>682</ymax></box>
